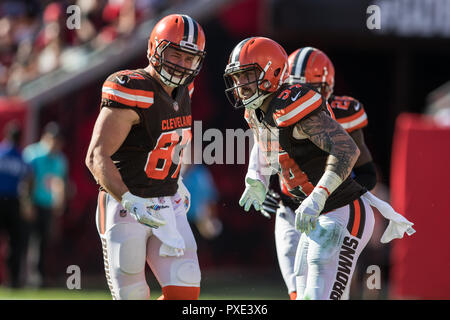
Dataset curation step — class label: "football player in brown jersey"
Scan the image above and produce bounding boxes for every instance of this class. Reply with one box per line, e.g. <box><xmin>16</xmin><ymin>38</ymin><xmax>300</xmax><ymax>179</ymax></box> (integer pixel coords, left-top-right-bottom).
<box><xmin>85</xmin><ymin>14</ymin><xmax>206</xmax><ymax>300</ymax></box>
<box><xmin>287</xmin><ymin>47</ymin><xmax>375</xmax><ymax>189</ymax></box>
<box><xmin>264</xmin><ymin>47</ymin><xmax>377</xmax><ymax>300</ymax></box>
<box><xmin>224</xmin><ymin>37</ymin><xmax>414</xmax><ymax>300</ymax></box>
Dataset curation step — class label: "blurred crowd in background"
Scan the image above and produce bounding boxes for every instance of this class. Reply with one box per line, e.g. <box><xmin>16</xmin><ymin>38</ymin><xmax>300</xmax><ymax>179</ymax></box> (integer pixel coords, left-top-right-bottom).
<box><xmin>0</xmin><ymin>0</ymin><xmax>449</xmax><ymax>299</ymax></box>
<box><xmin>0</xmin><ymin>0</ymin><xmax>187</xmax><ymax>95</ymax></box>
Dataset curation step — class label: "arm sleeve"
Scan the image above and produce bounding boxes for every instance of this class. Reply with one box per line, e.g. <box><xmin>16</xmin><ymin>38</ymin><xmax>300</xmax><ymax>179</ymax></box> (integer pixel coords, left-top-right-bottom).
<box><xmin>245</xmin><ymin>142</ymin><xmax>276</xmax><ymax>189</ymax></box>
<box><xmin>353</xmin><ymin>161</ymin><xmax>377</xmax><ymax>191</ymax></box>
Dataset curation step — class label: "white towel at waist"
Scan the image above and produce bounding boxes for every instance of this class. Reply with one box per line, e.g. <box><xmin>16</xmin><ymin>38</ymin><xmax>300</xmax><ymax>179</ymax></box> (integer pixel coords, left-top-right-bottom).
<box><xmin>151</xmin><ymin>196</ymin><xmax>185</xmax><ymax>257</ymax></box>
<box><xmin>362</xmin><ymin>191</ymin><xmax>416</xmax><ymax>243</ymax></box>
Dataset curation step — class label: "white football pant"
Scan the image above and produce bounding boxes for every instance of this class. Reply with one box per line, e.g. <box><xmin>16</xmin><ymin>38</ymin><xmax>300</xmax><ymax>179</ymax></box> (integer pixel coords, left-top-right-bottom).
<box><xmin>275</xmin><ymin>196</ymin><xmax>374</xmax><ymax>300</ymax></box>
<box><xmin>274</xmin><ymin>203</ymin><xmax>300</xmax><ymax>295</ymax></box>
<box><xmin>95</xmin><ymin>190</ymin><xmax>200</xmax><ymax>300</ymax></box>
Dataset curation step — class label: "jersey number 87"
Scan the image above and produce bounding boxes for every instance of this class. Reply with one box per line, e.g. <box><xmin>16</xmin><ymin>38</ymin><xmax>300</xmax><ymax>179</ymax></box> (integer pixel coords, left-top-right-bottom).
<box><xmin>145</xmin><ymin>128</ymin><xmax>191</xmax><ymax>180</ymax></box>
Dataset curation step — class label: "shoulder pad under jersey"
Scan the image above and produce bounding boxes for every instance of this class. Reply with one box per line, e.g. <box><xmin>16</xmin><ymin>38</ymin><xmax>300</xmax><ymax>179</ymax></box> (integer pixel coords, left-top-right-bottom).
<box><xmin>101</xmin><ymin>70</ymin><xmax>155</xmax><ymax>110</ymax></box>
<box><xmin>329</xmin><ymin>95</ymin><xmax>368</xmax><ymax>132</ymax></box>
<box><xmin>271</xmin><ymin>83</ymin><xmax>324</xmax><ymax>127</ymax></box>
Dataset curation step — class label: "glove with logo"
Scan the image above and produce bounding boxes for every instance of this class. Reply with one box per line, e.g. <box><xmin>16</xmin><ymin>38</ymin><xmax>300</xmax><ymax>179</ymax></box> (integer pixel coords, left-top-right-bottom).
<box><xmin>239</xmin><ymin>177</ymin><xmax>267</xmax><ymax>212</ymax></box>
<box><xmin>260</xmin><ymin>190</ymin><xmax>281</xmax><ymax>219</ymax></box>
<box><xmin>121</xmin><ymin>192</ymin><xmax>166</xmax><ymax>228</ymax></box>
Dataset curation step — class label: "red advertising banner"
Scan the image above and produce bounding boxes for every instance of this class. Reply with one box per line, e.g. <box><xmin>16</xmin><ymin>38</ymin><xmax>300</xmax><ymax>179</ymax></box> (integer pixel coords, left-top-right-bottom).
<box><xmin>390</xmin><ymin>113</ymin><xmax>450</xmax><ymax>299</ymax></box>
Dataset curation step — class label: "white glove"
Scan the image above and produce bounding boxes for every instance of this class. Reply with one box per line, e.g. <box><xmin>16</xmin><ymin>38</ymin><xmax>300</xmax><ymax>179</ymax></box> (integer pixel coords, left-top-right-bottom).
<box><xmin>295</xmin><ymin>189</ymin><xmax>327</xmax><ymax>235</ymax></box>
<box><xmin>239</xmin><ymin>177</ymin><xmax>267</xmax><ymax>212</ymax></box>
<box><xmin>121</xmin><ymin>192</ymin><xmax>166</xmax><ymax>229</ymax></box>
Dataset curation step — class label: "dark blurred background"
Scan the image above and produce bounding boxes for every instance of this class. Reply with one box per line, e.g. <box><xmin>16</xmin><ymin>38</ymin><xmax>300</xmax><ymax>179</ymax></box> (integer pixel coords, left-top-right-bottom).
<box><xmin>0</xmin><ymin>0</ymin><xmax>449</xmax><ymax>299</ymax></box>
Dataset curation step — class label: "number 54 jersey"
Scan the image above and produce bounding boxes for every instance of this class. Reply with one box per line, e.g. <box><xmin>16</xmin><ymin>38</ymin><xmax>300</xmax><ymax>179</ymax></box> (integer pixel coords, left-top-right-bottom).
<box><xmin>100</xmin><ymin>69</ymin><xmax>194</xmax><ymax>198</ymax></box>
<box><xmin>245</xmin><ymin>83</ymin><xmax>366</xmax><ymax>213</ymax></box>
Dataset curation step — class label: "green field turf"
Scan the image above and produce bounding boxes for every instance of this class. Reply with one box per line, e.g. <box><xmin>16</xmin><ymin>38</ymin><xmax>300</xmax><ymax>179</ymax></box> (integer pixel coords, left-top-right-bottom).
<box><xmin>0</xmin><ymin>270</ymin><xmax>289</xmax><ymax>300</ymax></box>
<box><xmin>0</xmin><ymin>287</ymin><xmax>112</xmax><ymax>300</ymax></box>
<box><xmin>0</xmin><ymin>284</ymin><xmax>287</xmax><ymax>300</ymax></box>
<box><xmin>0</xmin><ymin>286</ymin><xmax>287</xmax><ymax>300</ymax></box>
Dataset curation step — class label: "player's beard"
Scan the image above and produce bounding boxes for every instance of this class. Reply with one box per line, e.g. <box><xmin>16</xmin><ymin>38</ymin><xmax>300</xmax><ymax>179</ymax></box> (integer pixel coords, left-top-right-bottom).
<box><xmin>239</xmin><ymin>86</ymin><xmax>255</xmax><ymax>100</ymax></box>
<box><xmin>160</xmin><ymin>67</ymin><xmax>188</xmax><ymax>87</ymax></box>
<box><xmin>242</xmin><ymin>88</ymin><xmax>270</xmax><ymax>110</ymax></box>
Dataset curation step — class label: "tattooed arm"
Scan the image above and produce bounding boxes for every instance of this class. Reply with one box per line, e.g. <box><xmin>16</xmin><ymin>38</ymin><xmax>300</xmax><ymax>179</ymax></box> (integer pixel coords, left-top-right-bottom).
<box><xmin>294</xmin><ymin>110</ymin><xmax>361</xmax><ymax>234</ymax></box>
<box><xmin>296</xmin><ymin>110</ymin><xmax>360</xmax><ymax>181</ymax></box>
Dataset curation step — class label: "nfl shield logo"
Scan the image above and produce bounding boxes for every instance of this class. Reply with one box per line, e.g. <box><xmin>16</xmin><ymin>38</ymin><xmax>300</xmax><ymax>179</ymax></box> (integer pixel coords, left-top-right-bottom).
<box><xmin>158</xmin><ymin>197</ymin><xmax>165</xmax><ymax>204</ymax></box>
<box><xmin>173</xmin><ymin>101</ymin><xmax>179</xmax><ymax>111</ymax></box>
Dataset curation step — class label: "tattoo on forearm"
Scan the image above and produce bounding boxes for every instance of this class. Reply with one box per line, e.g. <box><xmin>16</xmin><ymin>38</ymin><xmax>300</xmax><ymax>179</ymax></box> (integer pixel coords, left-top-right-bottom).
<box><xmin>327</xmin><ymin>152</ymin><xmax>354</xmax><ymax>180</ymax></box>
<box><xmin>298</xmin><ymin>111</ymin><xmax>359</xmax><ymax>180</ymax></box>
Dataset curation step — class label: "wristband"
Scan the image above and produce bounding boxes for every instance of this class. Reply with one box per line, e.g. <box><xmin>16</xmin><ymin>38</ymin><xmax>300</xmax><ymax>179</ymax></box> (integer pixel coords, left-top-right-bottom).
<box><xmin>315</xmin><ymin>170</ymin><xmax>343</xmax><ymax>197</ymax></box>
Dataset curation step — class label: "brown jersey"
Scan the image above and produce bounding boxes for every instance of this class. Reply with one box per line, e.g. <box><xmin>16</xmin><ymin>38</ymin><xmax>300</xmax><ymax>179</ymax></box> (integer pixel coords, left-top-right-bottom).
<box><xmin>100</xmin><ymin>69</ymin><xmax>194</xmax><ymax>198</ymax></box>
<box><xmin>329</xmin><ymin>94</ymin><xmax>368</xmax><ymax>133</ymax></box>
<box><xmin>245</xmin><ymin>83</ymin><xmax>365</xmax><ymax>213</ymax></box>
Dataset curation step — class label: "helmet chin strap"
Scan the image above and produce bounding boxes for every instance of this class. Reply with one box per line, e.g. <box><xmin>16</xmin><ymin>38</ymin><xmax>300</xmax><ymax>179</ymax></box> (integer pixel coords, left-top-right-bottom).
<box><xmin>321</xmin><ymin>66</ymin><xmax>328</xmax><ymax>83</ymax></box>
<box><xmin>160</xmin><ymin>68</ymin><xmax>187</xmax><ymax>87</ymax></box>
<box><xmin>243</xmin><ymin>91</ymin><xmax>271</xmax><ymax>110</ymax></box>
<box><xmin>155</xmin><ymin>42</ymin><xmax>192</xmax><ymax>88</ymax></box>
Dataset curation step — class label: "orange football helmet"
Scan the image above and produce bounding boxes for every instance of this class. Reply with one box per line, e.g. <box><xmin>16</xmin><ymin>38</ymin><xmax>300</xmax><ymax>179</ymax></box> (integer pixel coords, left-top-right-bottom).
<box><xmin>148</xmin><ymin>14</ymin><xmax>206</xmax><ymax>87</ymax></box>
<box><xmin>224</xmin><ymin>37</ymin><xmax>289</xmax><ymax>109</ymax></box>
<box><xmin>287</xmin><ymin>47</ymin><xmax>335</xmax><ymax>99</ymax></box>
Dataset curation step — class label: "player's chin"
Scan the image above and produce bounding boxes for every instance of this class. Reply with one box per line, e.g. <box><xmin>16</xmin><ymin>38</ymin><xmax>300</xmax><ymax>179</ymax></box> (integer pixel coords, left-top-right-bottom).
<box><xmin>239</xmin><ymin>90</ymin><xmax>253</xmax><ymax>100</ymax></box>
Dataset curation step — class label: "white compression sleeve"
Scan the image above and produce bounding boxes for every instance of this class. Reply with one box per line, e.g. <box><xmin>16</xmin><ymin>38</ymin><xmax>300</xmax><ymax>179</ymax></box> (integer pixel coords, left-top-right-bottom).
<box><xmin>245</xmin><ymin>142</ymin><xmax>276</xmax><ymax>189</ymax></box>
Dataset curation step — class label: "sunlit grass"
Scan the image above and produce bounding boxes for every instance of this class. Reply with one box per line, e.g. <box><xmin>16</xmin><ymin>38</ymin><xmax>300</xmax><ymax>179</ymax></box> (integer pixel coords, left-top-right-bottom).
<box><xmin>0</xmin><ymin>269</ymin><xmax>288</xmax><ymax>300</ymax></box>
<box><xmin>0</xmin><ymin>287</ymin><xmax>112</xmax><ymax>300</ymax></box>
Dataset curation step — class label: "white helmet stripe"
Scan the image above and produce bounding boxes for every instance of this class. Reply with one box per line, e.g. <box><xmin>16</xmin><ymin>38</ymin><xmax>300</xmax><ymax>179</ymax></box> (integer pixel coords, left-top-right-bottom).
<box><xmin>294</xmin><ymin>47</ymin><xmax>313</xmax><ymax>78</ymax></box>
<box><xmin>182</xmin><ymin>15</ymin><xmax>195</xmax><ymax>44</ymax></box>
<box><xmin>231</xmin><ymin>38</ymin><xmax>251</xmax><ymax>63</ymax></box>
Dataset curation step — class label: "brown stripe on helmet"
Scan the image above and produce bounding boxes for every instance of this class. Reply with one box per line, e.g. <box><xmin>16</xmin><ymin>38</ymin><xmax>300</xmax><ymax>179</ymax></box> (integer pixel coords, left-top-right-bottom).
<box><xmin>290</xmin><ymin>49</ymin><xmax>302</xmax><ymax>75</ymax></box>
<box><xmin>230</xmin><ymin>37</ymin><xmax>252</xmax><ymax>64</ymax></box>
<box><xmin>299</xmin><ymin>48</ymin><xmax>314</xmax><ymax>78</ymax></box>
<box><xmin>181</xmin><ymin>15</ymin><xmax>190</xmax><ymax>42</ymax></box>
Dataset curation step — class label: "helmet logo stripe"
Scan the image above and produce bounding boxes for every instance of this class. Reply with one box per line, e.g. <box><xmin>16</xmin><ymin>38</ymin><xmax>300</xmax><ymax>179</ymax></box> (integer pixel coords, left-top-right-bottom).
<box><xmin>182</xmin><ymin>15</ymin><xmax>195</xmax><ymax>44</ymax></box>
<box><xmin>294</xmin><ymin>47</ymin><xmax>313</xmax><ymax>79</ymax></box>
<box><xmin>299</xmin><ymin>47</ymin><xmax>314</xmax><ymax>79</ymax></box>
<box><xmin>192</xmin><ymin>20</ymin><xmax>198</xmax><ymax>45</ymax></box>
<box><xmin>181</xmin><ymin>15</ymin><xmax>190</xmax><ymax>42</ymax></box>
<box><xmin>231</xmin><ymin>38</ymin><xmax>251</xmax><ymax>63</ymax></box>
<box><xmin>182</xmin><ymin>15</ymin><xmax>189</xmax><ymax>41</ymax></box>
<box><xmin>291</xmin><ymin>49</ymin><xmax>302</xmax><ymax>76</ymax></box>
